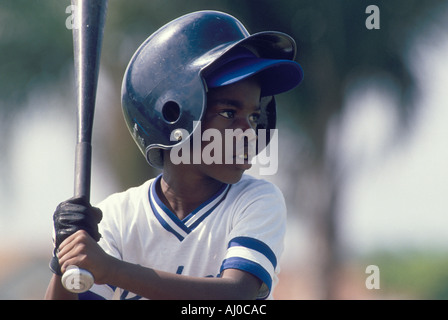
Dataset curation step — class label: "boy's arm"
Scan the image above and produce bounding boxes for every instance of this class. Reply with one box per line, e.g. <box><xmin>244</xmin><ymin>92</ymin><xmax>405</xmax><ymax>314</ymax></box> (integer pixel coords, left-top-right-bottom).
<box><xmin>107</xmin><ymin>260</ymin><xmax>261</xmax><ymax>300</ymax></box>
<box><xmin>54</xmin><ymin>230</ymin><xmax>262</xmax><ymax>300</ymax></box>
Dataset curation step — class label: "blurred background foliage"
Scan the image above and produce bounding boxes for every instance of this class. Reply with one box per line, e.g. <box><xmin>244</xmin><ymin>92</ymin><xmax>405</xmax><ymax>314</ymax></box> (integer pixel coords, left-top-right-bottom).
<box><xmin>1</xmin><ymin>0</ymin><xmax>448</xmax><ymax>299</ymax></box>
<box><xmin>358</xmin><ymin>250</ymin><xmax>448</xmax><ymax>299</ymax></box>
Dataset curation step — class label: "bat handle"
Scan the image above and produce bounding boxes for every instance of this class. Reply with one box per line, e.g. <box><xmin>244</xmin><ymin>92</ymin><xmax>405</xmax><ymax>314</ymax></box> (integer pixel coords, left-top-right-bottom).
<box><xmin>62</xmin><ymin>265</ymin><xmax>95</xmax><ymax>293</ymax></box>
<box><xmin>61</xmin><ymin>141</ymin><xmax>94</xmax><ymax>293</ymax></box>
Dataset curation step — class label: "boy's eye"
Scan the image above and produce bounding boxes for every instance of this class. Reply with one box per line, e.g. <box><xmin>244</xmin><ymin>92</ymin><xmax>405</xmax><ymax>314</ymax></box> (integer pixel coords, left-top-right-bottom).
<box><xmin>249</xmin><ymin>113</ymin><xmax>260</xmax><ymax>124</ymax></box>
<box><xmin>218</xmin><ymin>110</ymin><xmax>235</xmax><ymax>119</ymax></box>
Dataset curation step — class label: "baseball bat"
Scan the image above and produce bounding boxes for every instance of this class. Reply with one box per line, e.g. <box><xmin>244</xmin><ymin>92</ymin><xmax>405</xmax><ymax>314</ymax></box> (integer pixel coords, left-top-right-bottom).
<box><xmin>61</xmin><ymin>0</ymin><xmax>108</xmax><ymax>294</ymax></box>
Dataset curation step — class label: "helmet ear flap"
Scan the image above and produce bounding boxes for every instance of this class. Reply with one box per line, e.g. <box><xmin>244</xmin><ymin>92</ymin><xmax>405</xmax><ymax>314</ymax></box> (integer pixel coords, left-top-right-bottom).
<box><xmin>256</xmin><ymin>96</ymin><xmax>276</xmax><ymax>154</ymax></box>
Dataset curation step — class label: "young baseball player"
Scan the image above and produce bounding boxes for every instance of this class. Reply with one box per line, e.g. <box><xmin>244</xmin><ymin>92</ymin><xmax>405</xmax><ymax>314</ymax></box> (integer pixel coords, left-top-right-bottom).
<box><xmin>45</xmin><ymin>10</ymin><xmax>303</xmax><ymax>300</ymax></box>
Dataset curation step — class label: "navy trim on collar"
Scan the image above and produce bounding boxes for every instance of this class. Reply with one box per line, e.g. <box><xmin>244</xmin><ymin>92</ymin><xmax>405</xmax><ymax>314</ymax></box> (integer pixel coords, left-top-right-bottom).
<box><xmin>148</xmin><ymin>175</ymin><xmax>230</xmax><ymax>241</ymax></box>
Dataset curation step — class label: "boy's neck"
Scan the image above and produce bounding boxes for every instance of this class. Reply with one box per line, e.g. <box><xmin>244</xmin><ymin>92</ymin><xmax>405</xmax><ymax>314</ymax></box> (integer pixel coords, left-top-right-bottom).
<box><xmin>157</xmin><ymin>171</ymin><xmax>224</xmax><ymax>220</ymax></box>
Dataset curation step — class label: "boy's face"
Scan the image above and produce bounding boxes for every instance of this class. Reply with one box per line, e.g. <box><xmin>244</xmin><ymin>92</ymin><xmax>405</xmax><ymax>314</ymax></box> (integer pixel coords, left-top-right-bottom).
<box><xmin>199</xmin><ymin>77</ymin><xmax>262</xmax><ymax>184</ymax></box>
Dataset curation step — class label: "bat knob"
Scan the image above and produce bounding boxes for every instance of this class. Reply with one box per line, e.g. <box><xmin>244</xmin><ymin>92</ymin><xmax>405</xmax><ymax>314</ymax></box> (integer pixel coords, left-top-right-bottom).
<box><xmin>62</xmin><ymin>265</ymin><xmax>94</xmax><ymax>293</ymax></box>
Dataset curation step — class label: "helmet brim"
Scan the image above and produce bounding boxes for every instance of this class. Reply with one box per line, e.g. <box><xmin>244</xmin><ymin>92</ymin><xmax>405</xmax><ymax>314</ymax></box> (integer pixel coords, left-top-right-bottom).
<box><xmin>239</xmin><ymin>31</ymin><xmax>298</xmax><ymax>60</ymax></box>
<box><xmin>202</xmin><ymin>31</ymin><xmax>303</xmax><ymax>96</ymax></box>
<box><xmin>205</xmin><ymin>57</ymin><xmax>303</xmax><ymax>97</ymax></box>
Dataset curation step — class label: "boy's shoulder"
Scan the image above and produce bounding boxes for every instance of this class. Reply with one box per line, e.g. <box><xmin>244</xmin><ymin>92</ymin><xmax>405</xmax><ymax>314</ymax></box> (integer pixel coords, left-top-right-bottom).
<box><xmin>231</xmin><ymin>174</ymin><xmax>283</xmax><ymax>196</ymax></box>
<box><xmin>225</xmin><ymin>174</ymin><xmax>286</xmax><ymax>211</ymax></box>
<box><xmin>96</xmin><ymin>178</ymin><xmax>154</xmax><ymax>210</ymax></box>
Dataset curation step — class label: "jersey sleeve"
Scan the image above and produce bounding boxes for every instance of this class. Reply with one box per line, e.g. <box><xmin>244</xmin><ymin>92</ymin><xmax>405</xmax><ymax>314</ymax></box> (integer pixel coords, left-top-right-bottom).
<box><xmin>220</xmin><ymin>178</ymin><xmax>287</xmax><ymax>299</ymax></box>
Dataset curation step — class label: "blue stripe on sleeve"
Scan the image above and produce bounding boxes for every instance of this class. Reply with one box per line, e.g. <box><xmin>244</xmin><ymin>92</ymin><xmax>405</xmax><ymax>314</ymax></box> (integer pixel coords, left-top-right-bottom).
<box><xmin>228</xmin><ymin>236</ymin><xmax>277</xmax><ymax>269</ymax></box>
<box><xmin>220</xmin><ymin>257</ymin><xmax>272</xmax><ymax>299</ymax></box>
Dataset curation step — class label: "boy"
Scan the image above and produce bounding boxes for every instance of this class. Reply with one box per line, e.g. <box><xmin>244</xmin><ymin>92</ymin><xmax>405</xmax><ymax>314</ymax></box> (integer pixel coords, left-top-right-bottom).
<box><xmin>45</xmin><ymin>10</ymin><xmax>303</xmax><ymax>300</ymax></box>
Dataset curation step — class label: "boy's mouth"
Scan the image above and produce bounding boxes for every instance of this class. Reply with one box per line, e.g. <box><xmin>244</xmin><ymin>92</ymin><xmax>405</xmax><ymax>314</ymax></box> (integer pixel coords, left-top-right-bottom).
<box><xmin>234</xmin><ymin>143</ymin><xmax>255</xmax><ymax>163</ymax></box>
<box><xmin>224</xmin><ymin>128</ymin><xmax>257</xmax><ymax>164</ymax></box>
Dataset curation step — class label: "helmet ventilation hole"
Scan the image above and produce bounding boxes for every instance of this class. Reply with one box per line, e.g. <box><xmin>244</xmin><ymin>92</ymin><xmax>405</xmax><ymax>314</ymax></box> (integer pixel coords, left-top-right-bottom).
<box><xmin>162</xmin><ymin>101</ymin><xmax>181</xmax><ymax>123</ymax></box>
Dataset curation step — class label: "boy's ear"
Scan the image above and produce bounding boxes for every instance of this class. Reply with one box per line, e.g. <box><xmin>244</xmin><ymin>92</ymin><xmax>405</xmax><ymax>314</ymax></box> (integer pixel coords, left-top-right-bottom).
<box><xmin>256</xmin><ymin>96</ymin><xmax>276</xmax><ymax>154</ymax></box>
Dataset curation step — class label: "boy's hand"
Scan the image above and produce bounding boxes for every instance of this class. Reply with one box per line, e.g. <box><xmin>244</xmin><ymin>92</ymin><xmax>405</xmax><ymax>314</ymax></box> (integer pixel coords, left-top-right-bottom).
<box><xmin>49</xmin><ymin>197</ymin><xmax>102</xmax><ymax>275</ymax></box>
<box><xmin>57</xmin><ymin>230</ymin><xmax>113</xmax><ymax>285</ymax></box>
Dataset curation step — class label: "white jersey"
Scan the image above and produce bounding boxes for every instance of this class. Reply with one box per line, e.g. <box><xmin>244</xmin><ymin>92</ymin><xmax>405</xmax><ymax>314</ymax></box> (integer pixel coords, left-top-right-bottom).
<box><xmin>85</xmin><ymin>174</ymin><xmax>286</xmax><ymax>300</ymax></box>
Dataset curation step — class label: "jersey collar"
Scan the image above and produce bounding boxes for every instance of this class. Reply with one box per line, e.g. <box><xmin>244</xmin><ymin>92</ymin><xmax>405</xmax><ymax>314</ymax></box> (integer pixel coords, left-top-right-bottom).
<box><xmin>148</xmin><ymin>174</ymin><xmax>230</xmax><ymax>241</ymax></box>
